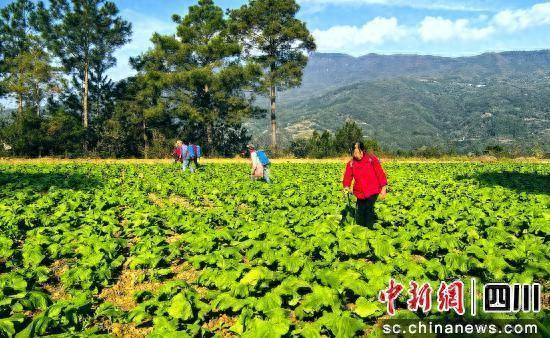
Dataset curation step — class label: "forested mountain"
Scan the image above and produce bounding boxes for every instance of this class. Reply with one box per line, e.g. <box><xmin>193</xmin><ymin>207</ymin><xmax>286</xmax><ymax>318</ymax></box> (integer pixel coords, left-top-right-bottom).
<box><xmin>250</xmin><ymin>50</ymin><xmax>550</xmax><ymax>153</ymax></box>
<box><xmin>1</xmin><ymin>0</ymin><xmax>548</xmax><ymax>156</ymax></box>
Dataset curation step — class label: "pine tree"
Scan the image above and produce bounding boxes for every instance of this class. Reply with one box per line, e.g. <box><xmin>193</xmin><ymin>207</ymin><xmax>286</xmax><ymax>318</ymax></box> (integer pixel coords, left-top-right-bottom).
<box><xmin>0</xmin><ymin>0</ymin><xmax>37</xmax><ymax>115</ymax></box>
<box><xmin>230</xmin><ymin>0</ymin><xmax>316</xmax><ymax>149</ymax></box>
<box><xmin>334</xmin><ymin>120</ymin><xmax>364</xmax><ymax>153</ymax></box>
<box><xmin>2</xmin><ymin>45</ymin><xmax>64</xmax><ymax>117</ymax></box>
<box><xmin>36</xmin><ymin>0</ymin><xmax>131</xmax><ymax>132</ymax></box>
<box><xmin>132</xmin><ymin>0</ymin><xmax>261</xmax><ymax>154</ymax></box>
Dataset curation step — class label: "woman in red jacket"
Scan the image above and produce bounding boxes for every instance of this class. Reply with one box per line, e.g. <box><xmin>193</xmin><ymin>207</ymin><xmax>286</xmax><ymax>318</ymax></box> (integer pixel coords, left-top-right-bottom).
<box><xmin>343</xmin><ymin>142</ymin><xmax>388</xmax><ymax>227</ymax></box>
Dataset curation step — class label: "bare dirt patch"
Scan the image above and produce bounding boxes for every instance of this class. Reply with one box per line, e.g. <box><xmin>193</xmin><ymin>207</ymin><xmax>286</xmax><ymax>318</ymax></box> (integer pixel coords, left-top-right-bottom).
<box><xmin>203</xmin><ymin>314</ymin><xmax>238</xmax><ymax>338</ymax></box>
<box><xmin>42</xmin><ymin>259</ymin><xmax>73</xmax><ymax>301</ymax></box>
<box><xmin>99</xmin><ymin>268</ymin><xmax>163</xmax><ymax>311</ymax></box>
<box><xmin>168</xmin><ymin>195</ymin><xmax>195</xmax><ymax>209</ymax></box>
<box><xmin>99</xmin><ymin>261</ymin><xmax>202</xmax><ymax>311</ymax></box>
<box><xmin>100</xmin><ymin>320</ymin><xmax>153</xmax><ymax>338</ymax></box>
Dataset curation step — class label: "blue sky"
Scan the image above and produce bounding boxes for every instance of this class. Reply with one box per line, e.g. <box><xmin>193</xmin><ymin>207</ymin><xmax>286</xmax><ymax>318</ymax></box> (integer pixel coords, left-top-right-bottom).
<box><xmin>1</xmin><ymin>0</ymin><xmax>550</xmax><ymax>81</ymax></box>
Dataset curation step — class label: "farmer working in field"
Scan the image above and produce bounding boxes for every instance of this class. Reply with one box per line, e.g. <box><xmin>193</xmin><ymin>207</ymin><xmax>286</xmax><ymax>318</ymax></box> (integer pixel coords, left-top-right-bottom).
<box><xmin>247</xmin><ymin>144</ymin><xmax>271</xmax><ymax>183</ymax></box>
<box><xmin>343</xmin><ymin>142</ymin><xmax>387</xmax><ymax>227</ymax></box>
<box><xmin>173</xmin><ymin>140</ymin><xmax>183</xmax><ymax>163</ymax></box>
<box><xmin>188</xmin><ymin>143</ymin><xmax>202</xmax><ymax>169</ymax></box>
<box><xmin>181</xmin><ymin>141</ymin><xmax>197</xmax><ymax>173</ymax></box>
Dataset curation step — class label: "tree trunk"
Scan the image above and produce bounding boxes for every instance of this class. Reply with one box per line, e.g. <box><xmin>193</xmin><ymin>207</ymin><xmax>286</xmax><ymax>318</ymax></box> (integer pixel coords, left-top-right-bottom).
<box><xmin>36</xmin><ymin>82</ymin><xmax>40</xmax><ymax>117</ymax></box>
<box><xmin>206</xmin><ymin>122</ymin><xmax>213</xmax><ymax>154</ymax></box>
<box><xmin>18</xmin><ymin>93</ymin><xmax>23</xmax><ymax>116</ymax></box>
<box><xmin>143</xmin><ymin>118</ymin><xmax>148</xmax><ymax>159</ymax></box>
<box><xmin>83</xmin><ymin>62</ymin><xmax>89</xmax><ymax>128</ymax></box>
<box><xmin>270</xmin><ymin>85</ymin><xmax>277</xmax><ymax>149</ymax></box>
<box><xmin>17</xmin><ymin>65</ymin><xmax>23</xmax><ymax>116</ymax></box>
<box><xmin>82</xmin><ymin>62</ymin><xmax>90</xmax><ymax>153</ymax></box>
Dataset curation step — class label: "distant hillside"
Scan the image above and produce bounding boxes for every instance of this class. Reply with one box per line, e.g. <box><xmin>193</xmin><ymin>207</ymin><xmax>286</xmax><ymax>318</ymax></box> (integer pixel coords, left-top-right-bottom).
<box><xmin>249</xmin><ymin>50</ymin><xmax>550</xmax><ymax>153</ymax></box>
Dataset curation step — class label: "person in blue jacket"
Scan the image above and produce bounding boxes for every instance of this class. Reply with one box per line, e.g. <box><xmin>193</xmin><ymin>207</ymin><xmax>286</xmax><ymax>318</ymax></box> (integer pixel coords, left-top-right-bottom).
<box><xmin>181</xmin><ymin>141</ymin><xmax>196</xmax><ymax>173</ymax></box>
<box><xmin>189</xmin><ymin>143</ymin><xmax>202</xmax><ymax>169</ymax></box>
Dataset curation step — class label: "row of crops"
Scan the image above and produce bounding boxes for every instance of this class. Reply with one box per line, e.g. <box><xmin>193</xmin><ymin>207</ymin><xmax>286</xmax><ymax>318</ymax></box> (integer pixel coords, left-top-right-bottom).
<box><xmin>0</xmin><ymin>162</ymin><xmax>548</xmax><ymax>337</ymax></box>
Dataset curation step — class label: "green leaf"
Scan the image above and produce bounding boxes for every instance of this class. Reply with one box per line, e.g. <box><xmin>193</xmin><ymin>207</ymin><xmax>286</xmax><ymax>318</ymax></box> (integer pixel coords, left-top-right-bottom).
<box><xmin>0</xmin><ymin>236</ymin><xmax>13</xmax><ymax>260</ymax></box>
<box><xmin>242</xmin><ymin>317</ymin><xmax>290</xmax><ymax>338</ymax></box>
<box><xmin>22</xmin><ymin>246</ymin><xmax>45</xmax><ymax>269</ymax></box>
<box><xmin>0</xmin><ymin>318</ymin><xmax>15</xmax><ymax>337</ymax></box>
<box><xmin>255</xmin><ymin>292</ymin><xmax>282</xmax><ymax>314</ymax></box>
<box><xmin>240</xmin><ymin>268</ymin><xmax>267</xmax><ymax>286</ymax></box>
<box><xmin>168</xmin><ymin>293</ymin><xmax>193</xmax><ymax>321</ymax></box>
<box><xmin>15</xmin><ymin>313</ymin><xmax>50</xmax><ymax>338</ymax></box>
<box><xmin>295</xmin><ymin>285</ymin><xmax>340</xmax><ymax>319</ymax></box>
<box><xmin>294</xmin><ymin>322</ymin><xmax>322</xmax><ymax>338</ymax></box>
<box><xmin>354</xmin><ymin>297</ymin><xmax>380</xmax><ymax>318</ymax></box>
<box><xmin>319</xmin><ymin>311</ymin><xmax>365</xmax><ymax>338</ymax></box>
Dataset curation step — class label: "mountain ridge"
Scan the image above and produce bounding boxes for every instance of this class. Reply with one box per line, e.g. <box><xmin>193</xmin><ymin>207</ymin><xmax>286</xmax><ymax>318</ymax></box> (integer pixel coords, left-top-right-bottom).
<box><xmin>249</xmin><ymin>50</ymin><xmax>550</xmax><ymax>153</ymax></box>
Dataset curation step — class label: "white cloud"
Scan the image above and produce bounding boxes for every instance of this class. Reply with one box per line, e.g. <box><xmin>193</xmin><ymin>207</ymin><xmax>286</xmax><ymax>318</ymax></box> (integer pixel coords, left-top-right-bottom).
<box><xmin>492</xmin><ymin>2</ymin><xmax>550</xmax><ymax>31</ymax></box>
<box><xmin>312</xmin><ymin>2</ymin><xmax>550</xmax><ymax>54</ymax></box>
<box><xmin>298</xmin><ymin>0</ymin><xmax>492</xmax><ymax>12</ymax></box>
<box><xmin>313</xmin><ymin>17</ymin><xmax>407</xmax><ymax>52</ymax></box>
<box><xmin>109</xmin><ymin>9</ymin><xmax>175</xmax><ymax>81</ymax></box>
<box><xmin>419</xmin><ymin>16</ymin><xmax>494</xmax><ymax>42</ymax></box>
<box><xmin>418</xmin><ymin>2</ymin><xmax>550</xmax><ymax>42</ymax></box>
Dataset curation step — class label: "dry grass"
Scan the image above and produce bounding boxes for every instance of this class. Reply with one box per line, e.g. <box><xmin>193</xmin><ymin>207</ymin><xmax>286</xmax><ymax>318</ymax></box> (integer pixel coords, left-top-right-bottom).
<box><xmin>148</xmin><ymin>192</ymin><xmax>193</xmax><ymax>209</ymax></box>
<box><xmin>99</xmin><ymin>261</ymin><xmax>202</xmax><ymax>311</ymax></box>
<box><xmin>202</xmin><ymin>314</ymin><xmax>238</xmax><ymax>338</ymax></box>
<box><xmin>43</xmin><ymin>284</ymin><xmax>71</xmax><ymax>302</ymax></box>
<box><xmin>42</xmin><ymin>259</ymin><xmax>73</xmax><ymax>301</ymax></box>
<box><xmin>147</xmin><ymin>193</ymin><xmax>166</xmax><ymax>208</ymax></box>
<box><xmin>99</xmin><ymin>268</ymin><xmax>164</xmax><ymax>311</ymax></box>
<box><xmin>98</xmin><ymin>261</ymin><xmax>204</xmax><ymax>337</ymax></box>
<box><xmin>101</xmin><ymin>320</ymin><xmax>153</xmax><ymax>338</ymax></box>
<box><xmin>168</xmin><ymin>195</ymin><xmax>195</xmax><ymax>209</ymax></box>
<box><xmin>149</xmin><ymin>192</ymin><xmax>217</xmax><ymax>211</ymax></box>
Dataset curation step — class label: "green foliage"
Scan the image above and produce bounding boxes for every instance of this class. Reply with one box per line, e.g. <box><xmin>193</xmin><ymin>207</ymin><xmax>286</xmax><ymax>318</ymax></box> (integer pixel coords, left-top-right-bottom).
<box><xmin>0</xmin><ymin>0</ymin><xmax>64</xmax><ymax>120</ymax></box>
<box><xmin>35</xmin><ymin>0</ymin><xmax>132</xmax><ymax>129</ymax></box>
<box><xmin>0</xmin><ymin>107</ymin><xmax>84</xmax><ymax>157</ymax></box>
<box><xmin>230</xmin><ymin>0</ymin><xmax>316</xmax><ymax>91</ymax></box>
<box><xmin>334</xmin><ymin>120</ymin><xmax>363</xmax><ymax>153</ymax></box>
<box><xmin>0</xmin><ymin>161</ymin><xmax>548</xmax><ymax>336</ymax></box>
<box><xmin>484</xmin><ymin>145</ymin><xmax>506</xmax><ymax>156</ymax></box>
<box><xmin>129</xmin><ymin>0</ymin><xmax>262</xmax><ymax>156</ymax></box>
<box><xmin>289</xmin><ymin>120</ymin><xmax>381</xmax><ymax>158</ymax></box>
<box><xmin>0</xmin><ymin>0</ymin><xmax>37</xmax><ymax>65</ymax></box>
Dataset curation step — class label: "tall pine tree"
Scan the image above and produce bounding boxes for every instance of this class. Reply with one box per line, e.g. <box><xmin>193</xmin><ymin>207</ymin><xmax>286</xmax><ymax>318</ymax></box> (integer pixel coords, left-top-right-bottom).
<box><xmin>230</xmin><ymin>0</ymin><xmax>316</xmax><ymax>149</ymax></box>
<box><xmin>132</xmin><ymin>0</ymin><xmax>261</xmax><ymax>154</ymax></box>
<box><xmin>36</xmin><ymin>0</ymin><xmax>131</xmax><ymax>134</ymax></box>
<box><xmin>0</xmin><ymin>0</ymin><xmax>37</xmax><ymax>114</ymax></box>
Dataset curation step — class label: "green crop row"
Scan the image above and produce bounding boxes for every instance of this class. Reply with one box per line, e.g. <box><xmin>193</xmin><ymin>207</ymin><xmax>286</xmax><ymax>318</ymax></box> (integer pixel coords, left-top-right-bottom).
<box><xmin>0</xmin><ymin>162</ymin><xmax>548</xmax><ymax>337</ymax></box>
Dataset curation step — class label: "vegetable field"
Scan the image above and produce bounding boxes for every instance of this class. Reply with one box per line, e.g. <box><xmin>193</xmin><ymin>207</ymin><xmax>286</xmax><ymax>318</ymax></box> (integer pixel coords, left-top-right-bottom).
<box><xmin>0</xmin><ymin>162</ymin><xmax>548</xmax><ymax>337</ymax></box>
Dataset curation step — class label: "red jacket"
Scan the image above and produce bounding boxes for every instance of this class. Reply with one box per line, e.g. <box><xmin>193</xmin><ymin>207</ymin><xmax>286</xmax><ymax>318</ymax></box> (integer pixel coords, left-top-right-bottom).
<box><xmin>343</xmin><ymin>154</ymin><xmax>387</xmax><ymax>199</ymax></box>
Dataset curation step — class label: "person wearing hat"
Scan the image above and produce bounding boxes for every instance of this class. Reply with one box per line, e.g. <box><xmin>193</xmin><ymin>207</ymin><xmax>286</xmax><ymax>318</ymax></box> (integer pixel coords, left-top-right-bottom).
<box><xmin>247</xmin><ymin>144</ymin><xmax>270</xmax><ymax>183</ymax></box>
<box><xmin>172</xmin><ymin>140</ymin><xmax>183</xmax><ymax>163</ymax></box>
